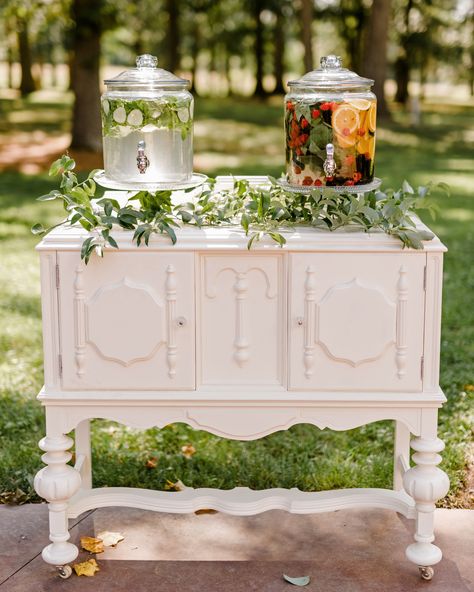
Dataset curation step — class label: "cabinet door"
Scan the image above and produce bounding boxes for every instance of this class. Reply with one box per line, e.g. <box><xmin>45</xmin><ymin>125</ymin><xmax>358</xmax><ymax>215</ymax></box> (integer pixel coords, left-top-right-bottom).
<box><xmin>58</xmin><ymin>251</ymin><xmax>195</xmax><ymax>390</ymax></box>
<box><xmin>198</xmin><ymin>254</ymin><xmax>286</xmax><ymax>388</ymax></box>
<box><xmin>289</xmin><ymin>253</ymin><xmax>425</xmax><ymax>391</ymax></box>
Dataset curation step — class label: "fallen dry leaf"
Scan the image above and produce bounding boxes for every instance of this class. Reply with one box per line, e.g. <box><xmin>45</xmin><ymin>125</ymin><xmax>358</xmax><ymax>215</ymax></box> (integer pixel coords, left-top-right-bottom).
<box><xmin>195</xmin><ymin>509</ymin><xmax>218</xmax><ymax>515</ymax></box>
<box><xmin>97</xmin><ymin>531</ymin><xmax>125</xmax><ymax>547</ymax></box>
<box><xmin>464</xmin><ymin>384</ymin><xmax>474</xmax><ymax>392</ymax></box>
<box><xmin>73</xmin><ymin>558</ymin><xmax>100</xmax><ymax>577</ymax></box>
<box><xmin>145</xmin><ymin>457</ymin><xmax>158</xmax><ymax>469</ymax></box>
<box><xmin>80</xmin><ymin>536</ymin><xmax>104</xmax><ymax>554</ymax></box>
<box><xmin>165</xmin><ymin>479</ymin><xmax>187</xmax><ymax>491</ymax></box>
<box><xmin>181</xmin><ymin>444</ymin><xmax>196</xmax><ymax>458</ymax></box>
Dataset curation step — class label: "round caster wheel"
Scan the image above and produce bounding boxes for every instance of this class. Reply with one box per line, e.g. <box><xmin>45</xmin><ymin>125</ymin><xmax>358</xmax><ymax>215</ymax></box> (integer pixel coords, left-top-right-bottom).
<box><xmin>419</xmin><ymin>566</ymin><xmax>434</xmax><ymax>581</ymax></box>
<box><xmin>57</xmin><ymin>565</ymin><xmax>73</xmax><ymax>579</ymax></box>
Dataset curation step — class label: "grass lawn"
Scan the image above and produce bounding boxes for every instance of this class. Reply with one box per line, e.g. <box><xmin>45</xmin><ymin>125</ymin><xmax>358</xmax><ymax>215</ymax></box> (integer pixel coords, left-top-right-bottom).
<box><xmin>0</xmin><ymin>92</ymin><xmax>473</xmax><ymax>507</ymax></box>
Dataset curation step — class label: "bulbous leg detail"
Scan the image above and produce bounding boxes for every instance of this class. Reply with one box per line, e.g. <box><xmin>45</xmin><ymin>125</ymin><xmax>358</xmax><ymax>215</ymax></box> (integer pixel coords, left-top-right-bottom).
<box><xmin>403</xmin><ymin>437</ymin><xmax>450</xmax><ymax>571</ymax></box>
<box><xmin>34</xmin><ymin>435</ymin><xmax>82</xmax><ymax>566</ymax></box>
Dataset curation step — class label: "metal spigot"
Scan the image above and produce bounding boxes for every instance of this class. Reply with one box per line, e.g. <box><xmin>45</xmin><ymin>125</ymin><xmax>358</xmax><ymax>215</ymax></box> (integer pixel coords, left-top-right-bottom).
<box><xmin>323</xmin><ymin>143</ymin><xmax>337</xmax><ymax>179</ymax></box>
<box><xmin>136</xmin><ymin>140</ymin><xmax>150</xmax><ymax>174</ymax></box>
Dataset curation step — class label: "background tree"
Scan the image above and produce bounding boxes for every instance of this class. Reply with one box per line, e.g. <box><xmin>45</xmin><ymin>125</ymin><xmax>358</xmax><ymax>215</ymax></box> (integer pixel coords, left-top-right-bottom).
<box><xmin>69</xmin><ymin>0</ymin><xmax>103</xmax><ymax>151</ymax></box>
<box><xmin>361</xmin><ymin>0</ymin><xmax>391</xmax><ymax>119</ymax></box>
<box><xmin>300</xmin><ymin>0</ymin><xmax>314</xmax><ymax>72</ymax></box>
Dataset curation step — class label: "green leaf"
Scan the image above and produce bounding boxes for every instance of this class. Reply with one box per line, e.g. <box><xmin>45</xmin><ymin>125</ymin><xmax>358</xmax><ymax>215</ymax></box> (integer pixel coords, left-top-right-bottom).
<box><xmin>107</xmin><ymin>235</ymin><xmax>119</xmax><ymax>249</ymax></box>
<box><xmin>37</xmin><ymin>190</ymin><xmax>62</xmax><ymax>201</ymax></box>
<box><xmin>241</xmin><ymin>212</ymin><xmax>250</xmax><ymax>233</ymax></box>
<box><xmin>31</xmin><ymin>223</ymin><xmax>45</xmax><ymax>235</ymax></box>
<box><xmin>268</xmin><ymin>232</ymin><xmax>286</xmax><ymax>247</ymax></box>
<box><xmin>48</xmin><ymin>158</ymin><xmax>63</xmax><ymax>177</ymax></box>
<box><xmin>283</xmin><ymin>575</ymin><xmax>311</xmax><ymax>586</ymax></box>
<box><xmin>80</xmin><ymin>237</ymin><xmax>94</xmax><ymax>260</ymax></box>
<box><xmin>61</xmin><ymin>155</ymin><xmax>75</xmax><ymax>171</ymax></box>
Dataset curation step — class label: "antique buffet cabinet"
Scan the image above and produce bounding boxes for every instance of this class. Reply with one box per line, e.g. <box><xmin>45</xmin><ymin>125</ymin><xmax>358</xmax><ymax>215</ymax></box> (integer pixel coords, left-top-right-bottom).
<box><xmin>34</xmin><ymin>179</ymin><xmax>449</xmax><ymax>581</ymax></box>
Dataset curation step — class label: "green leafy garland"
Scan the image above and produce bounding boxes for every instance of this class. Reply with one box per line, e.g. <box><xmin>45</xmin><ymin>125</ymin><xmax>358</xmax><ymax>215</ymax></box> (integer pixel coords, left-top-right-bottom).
<box><xmin>32</xmin><ymin>155</ymin><xmax>448</xmax><ymax>264</ymax></box>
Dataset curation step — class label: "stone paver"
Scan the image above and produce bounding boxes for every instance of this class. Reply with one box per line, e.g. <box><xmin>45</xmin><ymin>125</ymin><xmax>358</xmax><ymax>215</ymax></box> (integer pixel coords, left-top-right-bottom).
<box><xmin>0</xmin><ymin>505</ymin><xmax>472</xmax><ymax>591</ymax></box>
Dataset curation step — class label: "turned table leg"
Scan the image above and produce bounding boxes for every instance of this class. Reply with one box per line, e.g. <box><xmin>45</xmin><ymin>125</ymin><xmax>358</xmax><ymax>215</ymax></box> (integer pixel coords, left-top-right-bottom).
<box><xmin>34</xmin><ymin>434</ymin><xmax>82</xmax><ymax>570</ymax></box>
<box><xmin>402</xmin><ymin>436</ymin><xmax>450</xmax><ymax>578</ymax></box>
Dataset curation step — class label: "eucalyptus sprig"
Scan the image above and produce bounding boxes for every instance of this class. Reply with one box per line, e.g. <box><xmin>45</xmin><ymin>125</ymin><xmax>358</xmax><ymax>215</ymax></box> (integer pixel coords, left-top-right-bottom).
<box><xmin>32</xmin><ymin>155</ymin><xmax>449</xmax><ymax>263</ymax></box>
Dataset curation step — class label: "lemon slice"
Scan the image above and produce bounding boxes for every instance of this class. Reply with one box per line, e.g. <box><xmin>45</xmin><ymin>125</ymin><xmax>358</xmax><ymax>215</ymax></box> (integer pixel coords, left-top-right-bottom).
<box><xmin>368</xmin><ymin>103</ymin><xmax>377</xmax><ymax>132</ymax></box>
<box><xmin>332</xmin><ymin>105</ymin><xmax>360</xmax><ymax>138</ymax></box>
<box><xmin>348</xmin><ymin>99</ymin><xmax>371</xmax><ymax>111</ymax></box>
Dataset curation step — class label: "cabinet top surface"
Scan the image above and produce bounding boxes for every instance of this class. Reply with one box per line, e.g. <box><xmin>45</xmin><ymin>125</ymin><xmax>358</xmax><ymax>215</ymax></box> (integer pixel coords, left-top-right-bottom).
<box><xmin>36</xmin><ymin>177</ymin><xmax>447</xmax><ymax>253</ymax></box>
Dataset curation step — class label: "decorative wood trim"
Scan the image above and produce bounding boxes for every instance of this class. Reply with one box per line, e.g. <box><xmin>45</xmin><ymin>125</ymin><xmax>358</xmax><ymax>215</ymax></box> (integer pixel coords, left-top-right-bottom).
<box><xmin>423</xmin><ymin>254</ymin><xmax>443</xmax><ymax>392</ymax></box>
<box><xmin>304</xmin><ymin>266</ymin><xmax>316</xmax><ymax>378</ymax></box>
<box><xmin>315</xmin><ymin>277</ymin><xmax>396</xmax><ymax>368</ymax></box>
<box><xmin>396</xmin><ymin>265</ymin><xmax>409</xmax><ymax>378</ymax></box>
<box><xmin>233</xmin><ymin>272</ymin><xmax>249</xmax><ymax>366</ymax></box>
<box><xmin>84</xmin><ymin>277</ymin><xmax>165</xmax><ymax>367</ymax></box>
<box><xmin>40</xmin><ymin>399</ymin><xmax>424</xmax><ymax>439</ymax></box>
<box><xmin>73</xmin><ymin>265</ymin><xmax>86</xmax><ymax>378</ymax></box>
<box><xmin>166</xmin><ymin>265</ymin><xmax>177</xmax><ymax>378</ymax></box>
<box><xmin>39</xmin><ymin>253</ymin><xmax>61</xmax><ymax>389</ymax></box>
<box><xmin>67</xmin><ymin>485</ymin><xmax>416</xmax><ymax>520</ymax></box>
<box><xmin>204</xmin><ymin>260</ymin><xmax>278</xmax><ymax>370</ymax></box>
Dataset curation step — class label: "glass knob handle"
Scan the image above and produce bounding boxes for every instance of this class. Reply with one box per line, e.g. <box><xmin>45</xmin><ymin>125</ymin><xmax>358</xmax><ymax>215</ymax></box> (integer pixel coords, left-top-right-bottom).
<box><xmin>176</xmin><ymin>317</ymin><xmax>186</xmax><ymax>327</ymax></box>
<box><xmin>136</xmin><ymin>54</ymin><xmax>158</xmax><ymax>69</ymax></box>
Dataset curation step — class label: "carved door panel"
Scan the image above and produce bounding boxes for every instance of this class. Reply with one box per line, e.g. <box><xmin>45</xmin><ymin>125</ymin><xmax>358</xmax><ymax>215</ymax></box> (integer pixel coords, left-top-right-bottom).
<box><xmin>58</xmin><ymin>252</ymin><xmax>195</xmax><ymax>390</ymax></box>
<box><xmin>289</xmin><ymin>253</ymin><xmax>426</xmax><ymax>391</ymax></box>
<box><xmin>198</xmin><ymin>254</ymin><xmax>286</xmax><ymax>388</ymax></box>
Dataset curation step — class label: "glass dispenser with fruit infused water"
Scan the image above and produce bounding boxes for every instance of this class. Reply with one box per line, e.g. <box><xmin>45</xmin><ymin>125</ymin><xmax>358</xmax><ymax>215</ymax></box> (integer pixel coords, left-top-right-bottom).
<box><xmin>100</xmin><ymin>54</ymin><xmax>193</xmax><ymax>186</ymax></box>
<box><xmin>284</xmin><ymin>55</ymin><xmax>377</xmax><ymax>188</ymax></box>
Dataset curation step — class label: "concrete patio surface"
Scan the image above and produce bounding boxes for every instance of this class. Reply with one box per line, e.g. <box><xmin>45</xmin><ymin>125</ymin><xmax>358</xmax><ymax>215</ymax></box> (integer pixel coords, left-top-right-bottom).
<box><xmin>0</xmin><ymin>504</ymin><xmax>472</xmax><ymax>591</ymax></box>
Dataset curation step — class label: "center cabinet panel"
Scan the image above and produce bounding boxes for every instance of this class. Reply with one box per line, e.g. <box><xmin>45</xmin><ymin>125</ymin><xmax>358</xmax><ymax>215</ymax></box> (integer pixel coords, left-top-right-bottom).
<box><xmin>198</xmin><ymin>254</ymin><xmax>286</xmax><ymax>388</ymax></box>
<box><xmin>289</xmin><ymin>253</ymin><xmax>426</xmax><ymax>392</ymax></box>
<box><xmin>58</xmin><ymin>251</ymin><xmax>195</xmax><ymax>390</ymax></box>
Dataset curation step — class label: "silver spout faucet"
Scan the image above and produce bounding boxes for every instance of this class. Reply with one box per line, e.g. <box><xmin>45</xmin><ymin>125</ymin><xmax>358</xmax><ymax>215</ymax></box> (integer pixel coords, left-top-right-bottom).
<box><xmin>137</xmin><ymin>140</ymin><xmax>150</xmax><ymax>174</ymax></box>
<box><xmin>323</xmin><ymin>143</ymin><xmax>337</xmax><ymax>179</ymax></box>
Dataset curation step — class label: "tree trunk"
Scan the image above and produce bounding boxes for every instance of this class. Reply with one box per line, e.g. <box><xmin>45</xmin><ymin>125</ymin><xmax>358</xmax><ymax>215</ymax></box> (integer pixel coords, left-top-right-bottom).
<box><xmin>190</xmin><ymin>18</ymin><xmax>200</xmax><ymax>94</ymax></box>
<box><xmin>166</xmin><ymin>0</ymin><xmax>180</xmax><ymax>72</ymax></box>
<box><xmin>395</xmin><ymin>0</ymin><xmax>412</xmax><ymax>104</ymax></box>
<box><xmin>361</xmin><ymin>0</ymin><xmax>391</xmax><ymax>119</ymax></box>
<box><xmin>253</xmin><ymin>0</ymin><xmax>266</xmax><ymax>97</ymax></box>
<box><xmin>17</xmin><ymin>19</ymin><xmax>36</xmax><ymax>96</ymax></box>
<box><xmin>69</xmin><ymin>0</ymin><xmax>102</xmax><ymax>152</ymax></box>
<box><xmin>394</xmin><ymin>56</ymin><xmax>409</xmax><ymax>104</ymax></box>
<box><xmin>7</xmin><ymin>42</ymin><xmax>14</xmax><ymax>89</ymax></box>
<box><xmin>273</xmin><ymin>9</ymin><xmax>285</xmax><ymax>94</ymax></box>
<box><xmin>301</xmin><ymin>0</ymin><xmax>313</xmax><ymax>72</ymax></box>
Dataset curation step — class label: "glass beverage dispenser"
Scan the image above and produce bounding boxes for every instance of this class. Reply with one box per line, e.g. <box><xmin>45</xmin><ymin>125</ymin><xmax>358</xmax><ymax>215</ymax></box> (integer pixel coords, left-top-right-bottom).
<box><xmin>285</xmin><ymin>55</ymin><xmax>376</xmax><ymax>187</ymax></box>
<box><xmin>101</xmin><ymin>54</ymin><xmax>193</xmax><ymax>184</ymax></box>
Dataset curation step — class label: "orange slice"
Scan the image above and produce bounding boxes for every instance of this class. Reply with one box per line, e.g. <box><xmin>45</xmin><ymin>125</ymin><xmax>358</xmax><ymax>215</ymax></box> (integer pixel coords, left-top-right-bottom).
<box><xmin>347</xmin><ymin>99</ymin><xmax>371</xmax><ymax>111</ymax></box>
<box><xmin>368</xmin><ymin>103</ymin><xmax>377</xmax><ymax>132</ymax></box>
<box><xmin>357</xmin><ymin>136</ymin><xmax>375</xmax><ymax>159</ymax></box>
<box><xmin>335</xmin><ymin>132</ymin><xmax>357</xmax><ymax>148</ymax></box>
<box><xmin>332</xmin><ymin>105</ymin><xmax>360</xmax><ymax>138</ymax></box>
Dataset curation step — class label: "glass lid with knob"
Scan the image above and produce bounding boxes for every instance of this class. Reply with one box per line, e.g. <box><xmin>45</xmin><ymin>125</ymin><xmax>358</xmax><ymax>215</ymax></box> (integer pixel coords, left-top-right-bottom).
<box><xmin>100</xmin><ymin>54</ymin><xmax>194</xmax><ymax>186</ymax></box>
<box><xmin>284</xmin><ymin>55</ymin><xmax>377</xmax><ymax>188</ymax></box>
